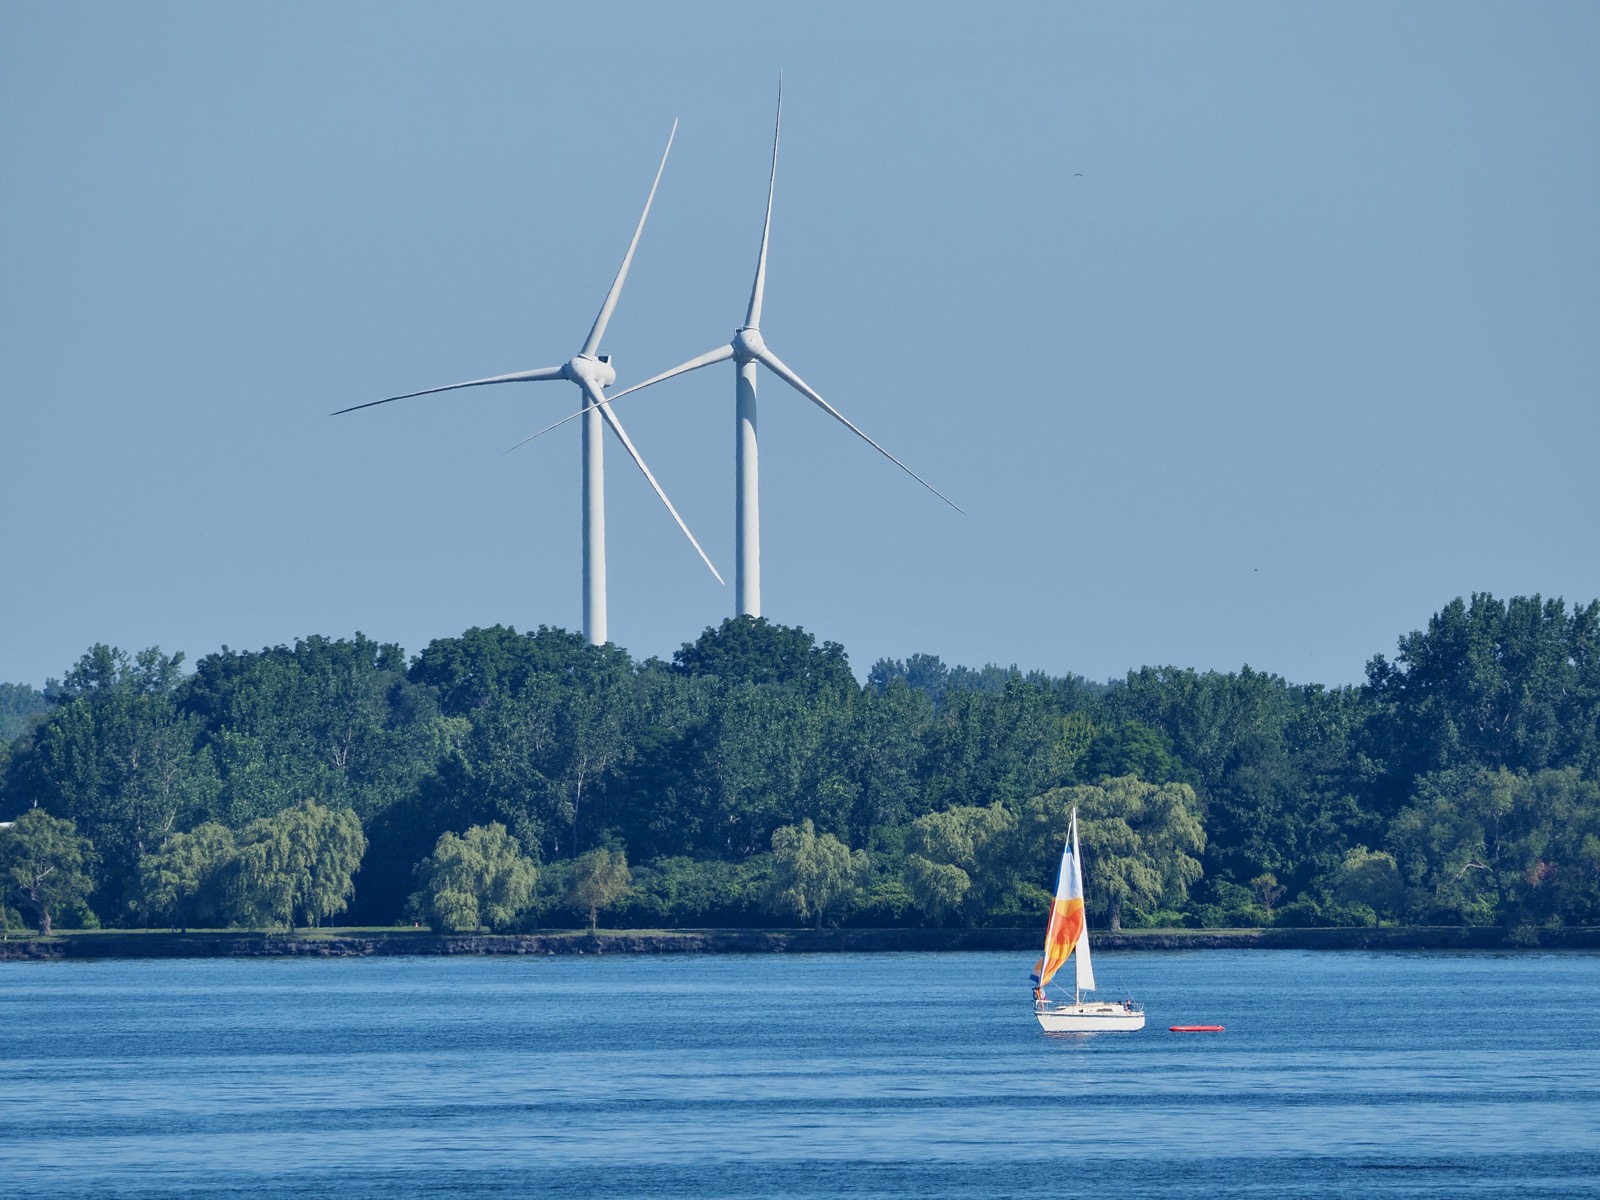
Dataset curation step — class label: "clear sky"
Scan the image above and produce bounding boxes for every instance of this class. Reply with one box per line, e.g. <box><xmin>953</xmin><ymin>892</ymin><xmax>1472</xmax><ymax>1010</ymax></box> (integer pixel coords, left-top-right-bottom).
<box><xmin>3</xmin><ymin>2</ymin><xmax>1596</xmax><ymax>689</ymax></box>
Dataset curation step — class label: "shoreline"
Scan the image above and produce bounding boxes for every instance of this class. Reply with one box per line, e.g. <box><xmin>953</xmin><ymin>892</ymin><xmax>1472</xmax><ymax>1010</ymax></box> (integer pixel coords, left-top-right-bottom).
<box><xmin>3</xmin><ymin>924</ymin><xmax>1598</xmax><ymax>961</ymax></box>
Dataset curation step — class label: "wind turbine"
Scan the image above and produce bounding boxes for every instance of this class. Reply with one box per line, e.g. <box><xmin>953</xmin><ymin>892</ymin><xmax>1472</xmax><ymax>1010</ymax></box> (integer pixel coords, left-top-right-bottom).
<box><xmin>513</xmin><ymin>86</ymin><xmax>961</xmax><ymax>619</ymax></box>
<box><xmin>334</xmin><ymin>120</ymin><xmax>721</xmax><ymax>646</ymax></box>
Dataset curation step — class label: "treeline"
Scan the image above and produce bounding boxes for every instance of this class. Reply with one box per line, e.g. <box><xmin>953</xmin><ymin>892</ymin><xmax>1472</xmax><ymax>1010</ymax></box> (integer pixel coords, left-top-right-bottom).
<box><xmin>2</xmin><ymin>593</ymin><xmax>1598</xmax><ymax>938</ymax></box>
<box><xmin>0</xmin><ymin>682</ymin><xmax>49</xmax><ymax>743</ymax></box>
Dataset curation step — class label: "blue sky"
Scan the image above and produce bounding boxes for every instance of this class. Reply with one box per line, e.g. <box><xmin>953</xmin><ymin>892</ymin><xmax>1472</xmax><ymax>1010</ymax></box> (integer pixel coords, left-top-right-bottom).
<box><xmin>3</xmin><ymin>2</ymin><xmax>1596</xmax><ymax>688</ymax></box>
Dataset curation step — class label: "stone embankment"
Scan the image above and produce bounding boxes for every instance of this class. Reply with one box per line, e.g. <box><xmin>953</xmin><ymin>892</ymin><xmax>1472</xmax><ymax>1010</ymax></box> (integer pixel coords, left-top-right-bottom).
<box><xmin>3</xmin><ymin>924</ymin><xmax>1598</xmax><ymax>961</ymax></box>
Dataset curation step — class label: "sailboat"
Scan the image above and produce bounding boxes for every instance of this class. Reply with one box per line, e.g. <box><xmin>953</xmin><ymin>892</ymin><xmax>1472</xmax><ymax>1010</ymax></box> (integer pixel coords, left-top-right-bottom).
<box><xmin>1031</xmin><ymin>807</ymin><xmax>1145</xmax><ymax>1032</ymax></box>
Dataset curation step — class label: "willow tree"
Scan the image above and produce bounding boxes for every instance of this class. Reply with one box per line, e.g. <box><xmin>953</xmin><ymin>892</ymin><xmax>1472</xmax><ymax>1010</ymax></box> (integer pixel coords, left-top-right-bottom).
<box><xmin>1020</xmin><ymin>777</ymin><xmax>1205</xmax><ymax>931</ymax></box>
<box><xmin>138</xmin><ymin>821</ymin><xmax>236</xmax><ymax>931</ymax></box>
<box><xmin>410</xmin><ymin>822</ymin><xmax>537</xmax><ymax>932</ymax></box>
<box><xmin>1333</xmin><ymin>847</ymin><xmax>1403</xmax><ymax>927</ymax></box>
<box><xmin>235</xmin><ymin>799</ymin><xmax>366</xmax><ymax>930</ymax></box>
<box><xmin>764</xmin><ymin>819</ymin><xmax>863</xmax><ymax>930</ymax></box>
<box><xmin>904</xmin><ymin>803</ymin><xmax>1013</xmax><ymax>925</ymax></box>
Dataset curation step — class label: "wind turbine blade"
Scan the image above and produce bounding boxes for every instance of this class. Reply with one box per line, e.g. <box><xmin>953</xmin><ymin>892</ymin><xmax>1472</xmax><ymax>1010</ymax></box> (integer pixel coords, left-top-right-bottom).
<box><xmin>581</xmin><ymin>380</ymin><xmax>726</xmax><ymax>585</ymax></box>
<box><xmin>581</xmin><ymin>119</ymin><xmax>677</xmax><ymax>358</ymax></box>
<box><xmin>501</xmin><ymin>405</ymin><xmax>586</xmax><ymax>456</ymax></box>
<box><xmin>610</xmin><ymin>343</ymin><xmax>735</xmax><ymax>401</ymax></box>
<box><xmin>744</xmin><ymin>78</ymin><xmax>782</xmax><ymax>329</ymax></box>
<box><xmin>332</xmin><ymin>367</ymin><xmax>564</xmax><ymax>415</ymax></box>
<box><xmin>756</xmin><ymin>347</ymin><xmax>965</xmax><ymax>514</ymax></box>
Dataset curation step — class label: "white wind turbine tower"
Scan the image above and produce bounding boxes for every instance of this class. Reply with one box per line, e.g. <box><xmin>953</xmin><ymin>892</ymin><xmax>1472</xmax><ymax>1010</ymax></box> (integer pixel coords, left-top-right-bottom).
<box><xmin>531</xmin><ymin>86</ymin><xmax>961</xmax><ymax>619</ymax></box>
<box><xmin>334</xmin><ymin>121</ymin><xmax>721</xmax><ymax>646</ymax></box>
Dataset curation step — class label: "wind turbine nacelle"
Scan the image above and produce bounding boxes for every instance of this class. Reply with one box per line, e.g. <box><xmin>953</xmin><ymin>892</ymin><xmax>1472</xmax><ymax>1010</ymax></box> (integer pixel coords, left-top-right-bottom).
<box><xmin>732</xmin><ymin>326</ymin><xmax>767</xmax><ymax>361</ymax></box>
<box><xmin>566</xmin><ymin>355</ymin><xmax>618</xmax><ymax>389</ymax></box>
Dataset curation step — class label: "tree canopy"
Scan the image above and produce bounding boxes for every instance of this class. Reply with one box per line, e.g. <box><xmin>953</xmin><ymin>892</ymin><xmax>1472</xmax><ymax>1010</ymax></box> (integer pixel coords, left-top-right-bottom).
<box><xmin>3</xmin><ymin>593</ymin><xmax>1598</xmax><ymax>934</ymax></box>
<box><xmin>0</xmin><ymin>683</ymin><xmax>50</xmax><ymax>743</ymax></box>
<box><xmin>233</xmin><ymin>800</ymin><xmax>366</xmax><ymax>930</ymax></box>
<box><xmin>765</xmin><ymin>819</ymin><xmax>864</xmax><ymax>929</ymax></box>
<box><xmin>1</xmin><ymin>808</ymin><xmax>96</xmax><ymax>935</ymax></box>
<box><xmin>410</xmin><ymin>822</ymin><xmax>537</xmax><ymax>932</ymax></box>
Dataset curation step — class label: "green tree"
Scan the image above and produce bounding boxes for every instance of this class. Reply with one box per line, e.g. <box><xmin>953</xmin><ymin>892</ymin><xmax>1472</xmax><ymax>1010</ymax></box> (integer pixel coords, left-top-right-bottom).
<box><xmin>1079</xmin><ymin>720</ymin><xmax>1187</xmax><ymax>786</ymax></box>
<box><xmin>672</xmin><ymin>617</ymin><xmax>855</xmax><ymax>696</ymax></box>
<box><xmin>1540</xmin><ymin>772</ymin><xmax>1600</xmax><ymax>925</ymax></box>
<box><xmin>904</xmin><ymin>804</ymin><xmax>1013</xmax><ymax>924</ymax></box>
<box><xmin>409</xmin><ymin>625</ymin><xmax>602</xmax><ymax>716</ymax></box>
<box><xmin>1250</xmin><ymin>873</ymin><xmax>1286</xmax><ymax>921</ymax></box>
<box><xmin>845</xmin><ymin>679</ymin><xmax>933</xmax><ymax>841</ymax></box>
<box><xmin>1019</xmin><ymin>778</ymin><xmax>1205</xmax><ymax>931</ymax></box>
<box><xmin>343</xmin><ymin>717</ymin><xmax>477</xmax><ymax>926</ymax></box>
<box><xmin>903</xmin><ymin>856</ymin><xmax>972</xmax><ymax>924</ymax></box>
<box><xmin>1110</xmin><ymin>665</ymin><xmax>1291</xmax><ymax>804</ymax></box>
<box><xmin>622</xmin><ymin>682</ymin><xmax>858</xmax><ymax>860</ymax></box>
<box><xmin>234</xmin><ymin>800</ymin><xmax>366</xmax><ymax>930</ymax></box>
<box><xmin>1389</xmin><ymin>766</ymin><xmax>1599</xmax><ymax>929</ymax></box>
<box><xmin>920</xmin><ymin>681</ymin><xmax>1076</xmax><ymax>814</ymax></box>
<box><xmin>1107</xmin><ymin>662</ymin><xmax>1375</xmax><ymax>911</ymax></box>
<box><xmin>619</xmin><ymin>856</ymin><xmax>764</xmax><ymax>926</ymax></box>
<box><xmin>764</xmin><ymin>819</ymin><xmax>864</xmax><ymax>929</ymax></box>
<box><xmin>568</xmin><ymin>847</ymin><xmax>631</xmax><ymax>931</ymax></box>
<box><xmin>138</xmin><ymin>821</ymin><xmax>236</xmax><ymax>930</ymax></box>
<box><xmin>0</xmin><ymin>682</ymin><xmax>50</xmax><ymax>743</ymax></box>
<box><xmin>453</xmin><ymin>638</ymin><xmax>637</xmax><ymax>860</ymax></box>
<box><xmin>410</xmin><ymin>822</ymin><xmax>537</xmax><ymax>932</ymax></box>
<box><xmin>550</xmin><ymin>659</ymin><xmax>634</xmax><ymax>854</ymax></box>
<box><xmin>603</xmin><ymin>721</ymin><xmax>705</xmax><ymax>862</ymax></box>
<box><xmin>1366</xmin><ymin>595</ymin><xmax>1600</xmax><ymax>806</ymax></box>
<box><xmin>1333</xmin><ymin>846</ymin><xmax>1404</xmax><ymax>927</ymax></box>
<box><xmin>183</xmin><ymin>635</ymin><xmax>444</xmax><ymax>827</ymax></box>
<box><xmin>868</xmin><ymin>653</ymin><xmax>954</xmax><ymax>708</ymax></box>
<box><xmin>11</xmin><ymin>646</ymin><xmax>219</xmax><ymax>915</ymax></box>
<box><xmin>0</xmin><ymin>808</ymin><xmax>96</xmax><ymax>935</ymax></box>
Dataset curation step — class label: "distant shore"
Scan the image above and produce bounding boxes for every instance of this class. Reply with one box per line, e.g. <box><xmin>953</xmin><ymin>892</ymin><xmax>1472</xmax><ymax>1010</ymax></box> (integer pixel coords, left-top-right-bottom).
<box><xmin>3</xmin><ymin>924</ymin><xmax>1598</xmax><ymax>961</ymax></box>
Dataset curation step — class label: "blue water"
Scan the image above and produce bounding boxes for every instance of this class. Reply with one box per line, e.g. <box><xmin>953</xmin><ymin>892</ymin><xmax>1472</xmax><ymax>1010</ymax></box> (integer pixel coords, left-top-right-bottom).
<box><xmin>1</xmin><ymin>950</ymin><xmax>1597</xmax><ymax>1198</ymax></box>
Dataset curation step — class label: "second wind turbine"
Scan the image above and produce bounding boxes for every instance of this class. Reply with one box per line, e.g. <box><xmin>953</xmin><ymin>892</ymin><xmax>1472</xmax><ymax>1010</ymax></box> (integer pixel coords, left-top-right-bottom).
<box><xmin>335</xmin><ymin>121</ymin><xmax>721</xmax><ymax>646</ymax></box>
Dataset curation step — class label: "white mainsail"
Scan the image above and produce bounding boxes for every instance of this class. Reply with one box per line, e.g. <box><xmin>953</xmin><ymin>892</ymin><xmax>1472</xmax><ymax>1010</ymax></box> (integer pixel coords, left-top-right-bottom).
<box><xmin>1070</xmin><ymin>809</ymin><xmax>1096</xmax><ymax>994</ymax></box>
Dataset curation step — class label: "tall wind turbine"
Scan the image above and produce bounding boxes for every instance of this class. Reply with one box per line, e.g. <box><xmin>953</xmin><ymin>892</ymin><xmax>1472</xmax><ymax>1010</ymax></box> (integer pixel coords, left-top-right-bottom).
<box><xmin>334</xmin><ymin>120</ymin><xmax>721</xmax><ymax>646</ymax></box>
<box><xmin>533</xmin><ymin>86</ymin><xmax>960</xmax><ymax>619</ymax></box>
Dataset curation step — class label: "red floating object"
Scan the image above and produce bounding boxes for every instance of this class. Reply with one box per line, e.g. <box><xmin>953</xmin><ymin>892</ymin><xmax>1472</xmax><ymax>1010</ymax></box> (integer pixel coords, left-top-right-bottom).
<box><xmin>1169</xmin><ymin>1025</ymin><xmax>1225</xmax><ymax>1032</ymax></box>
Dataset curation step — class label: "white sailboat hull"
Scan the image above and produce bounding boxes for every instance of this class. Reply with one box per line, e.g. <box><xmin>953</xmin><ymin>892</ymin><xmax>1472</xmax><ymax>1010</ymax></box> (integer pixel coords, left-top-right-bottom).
<box><xmin>1035</xmin><ymin>1000</ymin><xmax>1146</xmax><ymax>1033</ymax></box>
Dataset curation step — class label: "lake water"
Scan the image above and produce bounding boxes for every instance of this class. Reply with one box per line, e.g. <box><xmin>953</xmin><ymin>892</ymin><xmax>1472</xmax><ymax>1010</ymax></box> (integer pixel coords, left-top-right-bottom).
<box><xmin>1</xmin><ymin>949</ymin><xmax>1597</xmax><ymax>1198</ymax></box>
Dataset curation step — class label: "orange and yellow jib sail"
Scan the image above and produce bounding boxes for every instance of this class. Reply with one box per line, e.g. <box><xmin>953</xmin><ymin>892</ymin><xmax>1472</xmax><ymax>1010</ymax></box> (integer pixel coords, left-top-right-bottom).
<box><xmin>1032</xmin><ymin>808</ymin><xmax>1096</xmax><ymax>994</ymax></box>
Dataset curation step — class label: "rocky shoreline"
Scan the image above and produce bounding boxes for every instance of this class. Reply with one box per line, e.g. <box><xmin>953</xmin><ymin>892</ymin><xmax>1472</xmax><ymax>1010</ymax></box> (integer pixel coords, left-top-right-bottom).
<box><xmin>3</xmin><ymin>924</ymin><xmax>1598</xmax><ymax>961</ymax></box>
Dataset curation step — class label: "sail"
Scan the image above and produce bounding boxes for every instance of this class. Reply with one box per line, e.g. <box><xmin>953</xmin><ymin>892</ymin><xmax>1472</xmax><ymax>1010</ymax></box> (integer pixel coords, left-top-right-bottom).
<box><xmin>1071</xmin><ymin>808</ymin><xmax>1096</xmax><ymax>993</ymax></box>
<box><xmin>1034</xmin><ymin>808</ymin><xmax>1094</xmax><ymax>991</ymax></box>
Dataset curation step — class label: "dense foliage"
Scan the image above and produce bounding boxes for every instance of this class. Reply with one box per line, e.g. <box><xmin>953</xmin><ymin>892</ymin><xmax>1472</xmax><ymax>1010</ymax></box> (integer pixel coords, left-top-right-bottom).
<box><xmin>0</xmin><ymin>682</ymin><xmax>50</xmax><ymax>743</ymax></box>
<box><xmin>3</xmin><ymin>594</ymin><xmax>1597</xmax><ymax>935</ymax></box>
<box><xmin>409</xmin><ymin>822</ymin><xmax>537</xmax><ymax>932</ymax></box>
